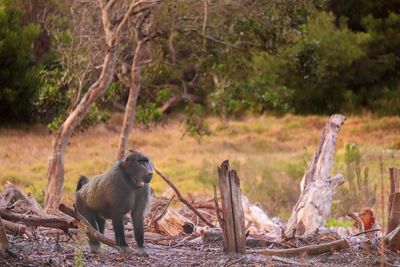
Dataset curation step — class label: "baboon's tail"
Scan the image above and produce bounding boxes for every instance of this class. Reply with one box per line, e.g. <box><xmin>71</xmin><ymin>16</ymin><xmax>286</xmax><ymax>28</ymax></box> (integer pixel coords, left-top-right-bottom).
<box><xmin>76</xmin><ymin>176</ymin><xmax>89</xmax><ymax>191</ymax></box>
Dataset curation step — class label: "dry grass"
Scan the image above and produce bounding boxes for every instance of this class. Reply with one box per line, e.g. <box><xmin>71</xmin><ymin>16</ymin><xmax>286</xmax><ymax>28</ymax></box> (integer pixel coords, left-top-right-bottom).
<box><xmin>0</xmin><ymin>114</ymin><xmax>399</xmax><ymax>219</ymax></box>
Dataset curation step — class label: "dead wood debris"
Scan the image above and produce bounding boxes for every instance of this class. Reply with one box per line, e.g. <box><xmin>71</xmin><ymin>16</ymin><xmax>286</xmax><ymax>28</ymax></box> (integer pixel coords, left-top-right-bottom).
<box><xmin>1</xmin><ymin>174</ymin><xmax>400</xmax><ymax>266</ymax></box>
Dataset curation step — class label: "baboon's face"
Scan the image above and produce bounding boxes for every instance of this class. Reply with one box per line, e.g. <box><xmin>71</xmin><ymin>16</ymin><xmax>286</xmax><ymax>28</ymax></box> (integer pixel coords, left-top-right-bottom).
<box><xmin>122</xmin><ymin>151</ymin><xmax>153</xmax><ymax>187</ymax></box>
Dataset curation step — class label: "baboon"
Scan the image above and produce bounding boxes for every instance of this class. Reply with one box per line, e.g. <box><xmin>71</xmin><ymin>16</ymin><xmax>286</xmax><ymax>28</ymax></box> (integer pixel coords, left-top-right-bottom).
<box><xmin>75</xmin><ymin>150</ymin><xmax>153</xmax><ymax>255</ymax></box>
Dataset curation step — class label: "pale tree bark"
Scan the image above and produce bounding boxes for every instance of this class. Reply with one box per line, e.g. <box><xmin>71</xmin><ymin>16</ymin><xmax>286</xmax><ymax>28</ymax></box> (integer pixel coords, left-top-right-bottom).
<box><xmin>116</xmin><ymin>5</ymin><xmax>159</xmax><ymax>159</ymax></box>
<box><xmin>45</xmin><ymin>0</ymin><xmax>159</xmax><ymax>211</ymax></box>
<box><xmin>285</xmin><ymin>114</ymin><xmax>346</xmax><ymax>237</ymax></box>
<box><xmin>117</xmin><ymin>40</ymin><xmax>145</xmax><ymax>160</ymax></box>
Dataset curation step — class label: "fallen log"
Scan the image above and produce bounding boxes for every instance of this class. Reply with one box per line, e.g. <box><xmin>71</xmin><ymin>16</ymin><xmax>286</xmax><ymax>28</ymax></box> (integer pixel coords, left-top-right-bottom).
<box><xmin>59</xmin><ymin>204</ymin><xmax>117</xmax><ymax>248</ymax></box>
<box><xmin>155</xmin><ymin>208</ymin><xmax>195</xmax><ymax>236</ymax></box>
<box><xmin>0</xmin><ymin>182</ymin><xmax>44</xmax><ymax>217</ymax></box>
<box><xmin>0</xmin><ymin>208</ymin><xmax>76</xmax><ymax>233</ymax></box>
<box><xmin>286</xmin><ymin>114</ymin><xmax>346</xmax><ymax>237</ymax></box>
<box><xmin>1</xmin><ymin>219</ymin><xmax>30</xmax><ymax>237</ymax></box>
<box><xmin>241</xmin><ymin>195</ymin><xmax>276</xmax><ymax>234</ymax></box>
<box><xmin>254</xmin><ymin>239</ymin><xmax>349</xmax><ymax>257</ymax></box>
<box><xmin>154</xmin><ymin>166</ymin><xmax>214</xmax><ymax>228</ymax></box>
<box><xmin>192</xmin><ymin>200</ymin><xmax>218</xmax><ymax>210</ymax></box>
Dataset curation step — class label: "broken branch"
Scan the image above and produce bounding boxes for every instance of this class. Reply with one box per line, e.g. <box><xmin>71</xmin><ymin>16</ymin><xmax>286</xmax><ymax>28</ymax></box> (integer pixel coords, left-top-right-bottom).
<box><xmin>59</xmin><ymin>204</ymin><xmax>117</xmax><ymax>248</ymax></box>
<box><xmin>154</xmin><ymin>166</ymin><xmax>214</xmax><ymax>228</ymax></box>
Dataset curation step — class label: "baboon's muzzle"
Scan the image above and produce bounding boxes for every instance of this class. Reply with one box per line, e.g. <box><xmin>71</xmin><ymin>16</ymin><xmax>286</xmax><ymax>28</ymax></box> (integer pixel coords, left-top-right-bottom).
<box><xmin>143</xmin><ymin>173</ymin><xmax>153</xmax><ymax>184</ymax></box>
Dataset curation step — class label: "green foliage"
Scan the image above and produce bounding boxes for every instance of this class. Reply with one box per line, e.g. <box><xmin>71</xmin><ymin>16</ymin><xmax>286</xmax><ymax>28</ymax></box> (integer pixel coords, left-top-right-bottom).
<box><xmin>136</xmin><ymin>103</ymin><xmax>163</xmax><ymax>125</ymax></box>
<box><xmin>333</xmin><ymin>144</ymin><xmax>377</xmax><ymax>216</ymax></box>
<box><xmin>0</xmin><ymin>0</ymin><xmax>41</xmax><ymax>123</ymax></box>
<box><xmin>183</xmin><ymin>103</ymin><xmax>211</xmax><ymax>139</ymax></box>
<box><xmin>75</xmin><ymin>249</ymin><xmax>83</xmax><ymax>267</ymax></box>
<box><xmin>281</xmin><ymin>12</ymin><xmax>368</xmax><ymax>114</ymax></box>
<box><xmin>3</xmin><ymin>0</ymin><xmax>400</xmax><ymax>125</ymax></box>
<box><xmin>325</xmin><ymin>218</ymin><xmax>353</xmax><ymax>228</ymax></box>
<box><xmin>243</xmin><ymin>159</ymin><xmax>306</xmax><ymax>218</ymax></box>
<box><xmin>355</xmin><ymin>13</ymin><xmax>400</xmax><ymax>115</ymax></box>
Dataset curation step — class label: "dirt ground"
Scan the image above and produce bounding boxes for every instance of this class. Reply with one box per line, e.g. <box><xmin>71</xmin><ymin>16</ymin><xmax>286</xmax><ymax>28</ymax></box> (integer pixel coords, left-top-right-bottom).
<box><xmin>2</xmin><ymin>235</ymin><xmax>399</xmax><ymax>267</ymax></box>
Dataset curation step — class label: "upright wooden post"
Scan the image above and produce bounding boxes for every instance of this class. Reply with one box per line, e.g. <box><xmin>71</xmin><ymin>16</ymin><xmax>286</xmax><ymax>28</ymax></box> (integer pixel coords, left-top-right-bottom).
<box><xmin>387</xmin><ymin>168</ymin><xmax>400</xmax><ymax>233</ymax></box>
<box><xmin>0</xmin><ymin>216</ymin><xmax>9</xmax><ymax>251</ymax></box>
<box><xmin>384</xmin><ymin>168</ymin><xmax>400</xmax><ymax>251</ymax></box>
<box><xmin>217</xmin><ymin>160</ymin><xmax>246</xmax><ymax>254</ymax></box>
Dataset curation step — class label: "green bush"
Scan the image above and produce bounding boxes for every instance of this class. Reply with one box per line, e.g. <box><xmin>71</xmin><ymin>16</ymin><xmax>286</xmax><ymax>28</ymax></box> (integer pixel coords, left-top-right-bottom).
<box><xmin>333</xmin><ymin>144</ymin><xmax>377</xmax><ymax>216</ymax></box>
<box><xmin>0</xmin><ymin>1</ymin><xmax>41</xmax><ymax>123</ymax></box>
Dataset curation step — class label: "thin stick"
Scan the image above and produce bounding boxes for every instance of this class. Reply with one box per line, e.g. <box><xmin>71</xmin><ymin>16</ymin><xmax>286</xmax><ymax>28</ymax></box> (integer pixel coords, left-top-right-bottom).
<box><xmin>352</xmin><ymin>228</ymin><xmax>381</xmax><ymax>237</ymax></box>
<box><xmin>147</xmin><ymin>206</ymin><xmax>162</xmax><ymax>229</ymax></box>
<box><xmin>154</xmin><ymin>194</ymin><xmax>175</xmax><ymax>223</ymax></box>
<box><xmin>379</xmin><ymin>155</ymin><xmax>385</xmax><ymax>225</ymax></box>
<box><xmin>213</xmin><ymin>184</ymin><xmax>223</xmax><ymax>228</ymax></box>
<box><xmin>154</xmin><ymin>166</ymin><xmax>214</xmax><ymax>228</ymax></box>
<box><xmin>59</xmin><ymin>204</ymin><xmax>117</xmax><ymax>248</ymax></box>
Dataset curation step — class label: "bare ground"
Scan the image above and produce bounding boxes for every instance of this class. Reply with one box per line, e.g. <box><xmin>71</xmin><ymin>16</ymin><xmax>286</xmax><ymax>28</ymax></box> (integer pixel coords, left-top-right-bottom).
<box><xmin>2</xmin><ymin>235</ymin><xmax>400</xmax><ymax>267</ymax></box>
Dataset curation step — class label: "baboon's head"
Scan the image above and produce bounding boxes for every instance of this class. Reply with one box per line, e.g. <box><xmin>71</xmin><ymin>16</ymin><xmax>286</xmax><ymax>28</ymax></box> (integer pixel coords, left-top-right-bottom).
<box><xmin>122</xmin><ymin>150</ymin><xmax>153</xmax><ymax>187</ymax></box>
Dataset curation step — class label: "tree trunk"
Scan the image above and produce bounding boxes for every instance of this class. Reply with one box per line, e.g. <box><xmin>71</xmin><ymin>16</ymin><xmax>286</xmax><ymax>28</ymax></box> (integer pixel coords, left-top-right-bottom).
<box><xmin>286</xmin><ymin>114</ymin><xmax>346</xmax><ymax>237</ymax></box>
<box><xmin>43</xmin><ymin>0</ymin><xmax>160</xmax><ymax>211</ymax></box>
<box><xmin>385</xmin><ymin>168</ymin><xmax>400</xmax><ymax>251</ymax></box>
<box><xmin>218</xmin><ymin>160</ymin><xmax>246</xmax><ymax>254</ymax></box>
<box><xmin>0</xmin><ymin>216</ymin><xmax>9</xmax><ymax>250</ymax></box>
<box><xmin>117</xmin><ymin>40</ymin><xmax>144</xmax><ymax>160</ymax></box>
<box><xmin>387</xmin><ymin>168</ymin><xmax>400</xmax><ymax>234</ymax></box>
<box><xmin>44</xmin><ymin>49</ymin><xmax>117</xmax><ymax>210</ymax></box>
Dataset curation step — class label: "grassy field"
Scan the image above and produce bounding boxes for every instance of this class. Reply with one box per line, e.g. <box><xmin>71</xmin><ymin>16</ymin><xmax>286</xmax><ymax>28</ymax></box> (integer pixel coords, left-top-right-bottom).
<box><xmin>0</xmin><ymin>114</ymin><xmax>399</xmax><ymax>221</ymax></box>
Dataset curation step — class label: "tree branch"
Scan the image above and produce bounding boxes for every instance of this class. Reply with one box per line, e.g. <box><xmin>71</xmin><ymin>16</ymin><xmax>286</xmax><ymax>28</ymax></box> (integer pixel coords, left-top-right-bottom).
<box><xmin>154</xmin><ymin>166</ymin><xmax>214</xmax><ymax>228</ymax></box>
<box><xmin>59</xmin><ymin>204</ymin><xmax>118</xmax><ymax>248</ymax></box>
<box><xmin>0</xmin><ymin>209</ymin><xmax>76</xmax><ymax>233</ymax></box>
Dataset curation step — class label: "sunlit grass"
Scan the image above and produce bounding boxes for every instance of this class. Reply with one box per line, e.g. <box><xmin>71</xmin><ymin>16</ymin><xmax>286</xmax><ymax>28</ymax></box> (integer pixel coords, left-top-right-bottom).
<box><xmin>0</xmin><ymin>114</ymin><xmax>399</xmax><ymax>220</ymax></box>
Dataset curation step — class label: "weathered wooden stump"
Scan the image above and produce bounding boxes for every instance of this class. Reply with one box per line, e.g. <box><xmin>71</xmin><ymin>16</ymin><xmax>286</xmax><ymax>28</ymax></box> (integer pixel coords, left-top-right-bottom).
<box><xmin>286</xmin><ymin>114</ymin><xmax>346</xmax><ymax>237</ymax></box>
<box><xmin>217</xmin><ymin>160</ymin><xmax>246</xmax><ymax>254</ymax></box>
<box><xmin>385</xmin><ymin>167</ymin><xmax>400</xmax><ymax>251</ymax></box>
<box><xmin>0</xmin><ymin>216</ymin><xmax>9</xmax><ymax>250</ymax></box>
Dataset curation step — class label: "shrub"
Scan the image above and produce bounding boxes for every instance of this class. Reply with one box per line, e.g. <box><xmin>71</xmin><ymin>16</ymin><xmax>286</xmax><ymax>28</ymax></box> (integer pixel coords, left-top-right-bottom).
<box><xmin>0</xmin><ymin>1</ymin><xmax>41</xmax><ymax>123</ymax></box>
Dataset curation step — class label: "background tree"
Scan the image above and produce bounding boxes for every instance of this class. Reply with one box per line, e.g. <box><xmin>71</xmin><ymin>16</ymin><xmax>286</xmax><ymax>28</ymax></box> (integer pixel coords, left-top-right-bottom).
<box><xmin>0</xmin><ymin>0</ymin><xmax>41</xmax><ymax>123</ymax></box>
<box><xmin>44</xmin><ymin>0</ymin><xmax>160</xmax><ymax>210</ymax></box>
<box><xmin>117</xmin><ymin>8</ymin><xmax>156</xmax><ymax>160</ymax></box>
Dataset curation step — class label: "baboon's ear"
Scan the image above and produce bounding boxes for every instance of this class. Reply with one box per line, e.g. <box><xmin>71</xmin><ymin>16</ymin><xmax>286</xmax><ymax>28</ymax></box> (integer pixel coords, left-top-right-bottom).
<box><xmin>122</xmin><ymin>152</ymin><xmax>134</xmax><ymax>166</ymax></box>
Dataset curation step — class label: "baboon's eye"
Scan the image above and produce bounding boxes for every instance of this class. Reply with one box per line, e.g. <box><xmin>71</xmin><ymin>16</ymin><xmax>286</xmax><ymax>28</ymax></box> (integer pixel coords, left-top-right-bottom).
<box><xmin>138</xmin><ymin>158</ymin><xmax>148</xmax><ymax>164</ymax></box>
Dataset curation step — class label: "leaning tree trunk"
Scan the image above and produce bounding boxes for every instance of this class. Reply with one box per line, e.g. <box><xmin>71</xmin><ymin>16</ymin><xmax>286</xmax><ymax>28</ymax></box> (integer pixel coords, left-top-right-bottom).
<box><xmin>44</xmin><ymin>50</ymin><xmax>117</xmax><ymax>210</ymax></box>
<box><xmin>44</xmin><ymin>0</ymin><xmax>156</xmax><ymax>210</ymax></box>
<box><xmin>117</xmin><ymin>40</ymin><xmax>144</xmax><ymax>160</ymax></box>
<box><xmin>285</xmin><ymin>114</ymin><xmax>346</xmax><ymax>237</ymax></box>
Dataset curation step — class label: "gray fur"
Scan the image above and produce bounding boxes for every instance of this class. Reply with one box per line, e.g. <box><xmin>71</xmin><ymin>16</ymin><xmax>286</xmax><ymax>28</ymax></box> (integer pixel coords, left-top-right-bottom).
<box><xmin>75</xmin><ymin>151</ymin><xmax>153</xmax><ymax>255</ymax></box>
